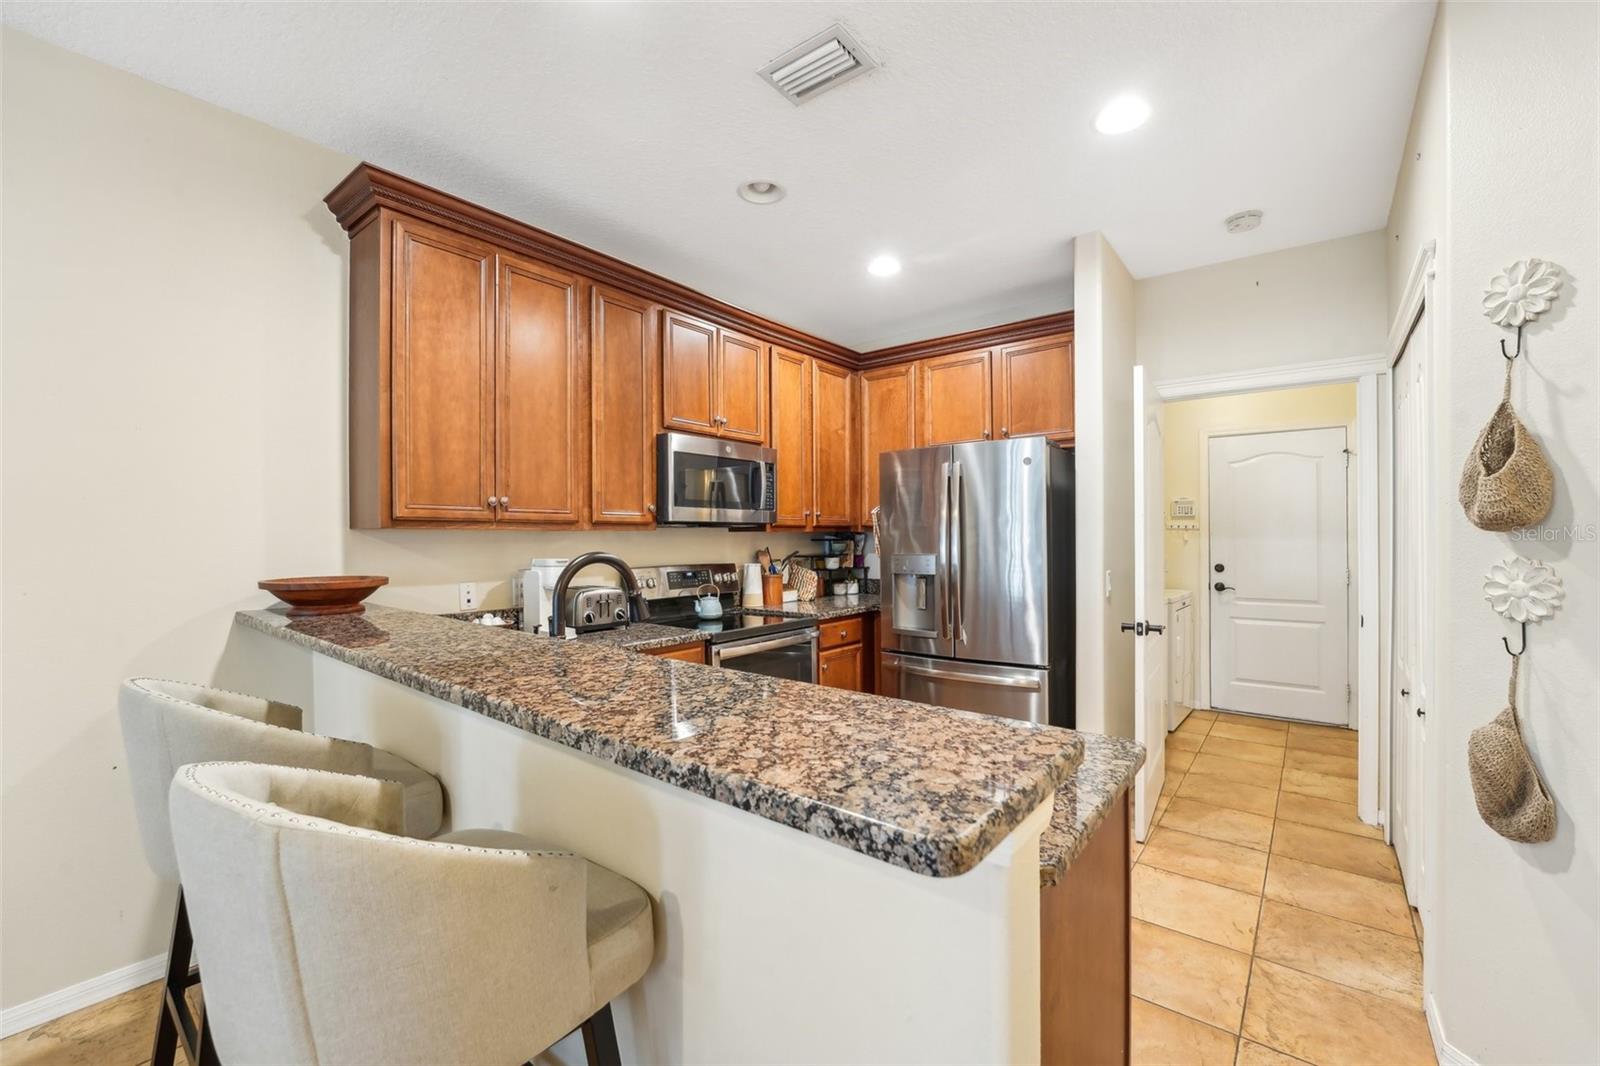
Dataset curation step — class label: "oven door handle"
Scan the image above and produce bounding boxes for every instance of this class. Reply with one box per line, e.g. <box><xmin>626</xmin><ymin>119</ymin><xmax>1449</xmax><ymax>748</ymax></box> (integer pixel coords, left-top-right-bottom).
<box><xmin>712</xmin><ymin>629</ymin><xmax>819</xmax><ymax>662</ymax></box>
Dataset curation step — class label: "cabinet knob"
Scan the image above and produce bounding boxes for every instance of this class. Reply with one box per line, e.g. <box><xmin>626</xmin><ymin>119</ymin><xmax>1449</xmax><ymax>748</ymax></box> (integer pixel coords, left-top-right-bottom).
<box><xmin>487</xmin><ymin>496</ymin><xmax>498</xmax><ymax>509</ymax></box>
<box><xmin>983</xmin><ymin>429</ymin><xmax>991</xmax><ymax>439</ymax></box>
<box><xmin>804</xmin><ymin>509</ymin><xmax>811</xmax><ymax>517</ymax></box>
<box><xmin>1001</xmin><ymin>427</ymin><xmax>1009</xmax><ymax>437</ymax></box>
<box><xmin>646</xmin><ymin>504</ymin><xmax>656</xmax><ymax>515</ymax></box>
<box><xmin>499</xmin><ymin>496</ymin><xmax>510</xmax><ymax>507</ymax></box>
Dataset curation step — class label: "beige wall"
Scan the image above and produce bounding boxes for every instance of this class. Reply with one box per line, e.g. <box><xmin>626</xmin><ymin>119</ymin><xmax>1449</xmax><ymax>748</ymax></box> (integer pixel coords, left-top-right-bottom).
<box><xmin>1072</xmin><ymin>233</ymin><xmax>1136</xmax><ymax>739</ymax></box>
<box><xmin>0</xmin><ymin>30</ymin><xmax>808</xmax><ymax>1012</ymax></box>
<box><xmin>1136</xmin><ymin>231</ymin><xmax>1388</xmax><ymax>382</ymax></box>
<box><xmin>1386</xmin><ymin>3</ymin><xmax>1599</xmax><ymax>1061</ymax></box>
<box><xmin>1160</xmin><ymin>383</ymin><xmax>1357</xmax><ymax>598</ymax></box>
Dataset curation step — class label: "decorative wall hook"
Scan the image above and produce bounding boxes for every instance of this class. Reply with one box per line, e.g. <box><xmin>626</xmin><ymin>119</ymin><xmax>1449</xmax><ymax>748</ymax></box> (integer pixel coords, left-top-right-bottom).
<box><xmin>1502</xmin><ymin>621</ymin><xmax>1528</xmax><ymax>657</ymax></box>
<box><xmin>1483</xmin><ymin>259</ymin><xmax>1563</xmax><ymax>327</ymax></box>
<box><xmin>1500</xmin><ymin>323</ymin><xmax>1524</xmax><ymax>362</ymax></box>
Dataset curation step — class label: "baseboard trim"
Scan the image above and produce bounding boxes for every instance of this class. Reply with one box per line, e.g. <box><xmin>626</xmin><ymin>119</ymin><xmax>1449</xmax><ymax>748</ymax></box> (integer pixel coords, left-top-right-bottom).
<box><xmin>1427</xmin><ymin>992</ymin><xmax>1478</xmax><ymax>1066</ymax></box>
<box><xmin>0</xmin><ymin>953</ymin><xmax>166</xmax><ymax>1038</ymax></box>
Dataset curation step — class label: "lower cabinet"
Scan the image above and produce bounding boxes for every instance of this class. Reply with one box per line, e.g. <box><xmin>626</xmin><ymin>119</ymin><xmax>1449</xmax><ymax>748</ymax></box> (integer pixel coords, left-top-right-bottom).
<box><xmin>817</xmin><ymin>614</ymin><xmax>872</xmax><ymax>692</ymax></box>
<box><xmin>646</xmin><ymin>642</ymin><xmax>707</xmax><ymax>663</ymax></box>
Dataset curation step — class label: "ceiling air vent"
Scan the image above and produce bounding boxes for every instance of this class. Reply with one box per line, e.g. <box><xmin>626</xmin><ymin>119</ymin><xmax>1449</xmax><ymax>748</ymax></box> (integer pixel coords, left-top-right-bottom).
<box><xmin>759</xmin><ymin>24</ymin><xmax>878</xmax><ymax>105</ymax></box>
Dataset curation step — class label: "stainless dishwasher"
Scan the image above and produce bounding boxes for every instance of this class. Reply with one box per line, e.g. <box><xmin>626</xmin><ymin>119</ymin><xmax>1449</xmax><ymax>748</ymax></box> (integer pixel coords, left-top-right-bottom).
<box><xmin>709</xmin><ymin>627</ymin><xmax>819</xmax><ymax>683</ymax></box>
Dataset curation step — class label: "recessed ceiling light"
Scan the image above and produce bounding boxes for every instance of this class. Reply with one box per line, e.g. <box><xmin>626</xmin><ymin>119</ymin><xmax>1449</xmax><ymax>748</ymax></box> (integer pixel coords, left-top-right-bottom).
<box><xmin>737</xmin><ymin>180</ymin><xmax>786</xmax><ymax>205</ymax></box>
<box><xmin>1225</xmin><ymin>209</ymin><xmax>1264</xmax><ymax>233</ymax></box>
<box><xmin>867</xmin><ymin>254</ymin><xmax>901</xmax><ymax>277</ymax></box>
<box><xmin>1093</xmin><ymin>94</ymin><xmax>1151</xmax><ymax>135</ymax></box>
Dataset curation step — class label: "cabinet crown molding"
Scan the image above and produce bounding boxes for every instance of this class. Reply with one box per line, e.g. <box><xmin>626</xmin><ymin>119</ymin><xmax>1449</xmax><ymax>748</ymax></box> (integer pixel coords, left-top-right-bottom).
<box><xmin>858</xmin><ymin>311</ymin><xmax>1075</xmax><ymax>367</ymax></box>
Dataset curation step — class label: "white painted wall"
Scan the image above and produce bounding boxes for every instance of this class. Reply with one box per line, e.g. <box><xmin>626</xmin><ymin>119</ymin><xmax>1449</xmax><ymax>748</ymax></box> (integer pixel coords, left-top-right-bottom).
<box><xmin>1073</xmin><ymin>233</ymin><xmax>1137</xmax><ymax>738</ymax></box>
<box><xmin>0</xmin><ymin>30</ymin><xmax>809</xmax><ymax>1013</ymax></box>
<box><xmin>1386</xmin><ymin>3</ymin><xmax>1599</xmax><ymax>1062</ymax></box>
<box><xmin>1136</xmin><ymin>231</ymin><xmax>1389</xmax><ymax>382</ymax></box>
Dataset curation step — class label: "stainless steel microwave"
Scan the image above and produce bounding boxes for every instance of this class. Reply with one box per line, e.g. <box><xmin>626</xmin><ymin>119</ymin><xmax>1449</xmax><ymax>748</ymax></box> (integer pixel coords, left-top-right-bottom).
<box><xmin>655</xmin><ymin>432</ymin><xmax>777</xmax><ymax>526</ymax></box>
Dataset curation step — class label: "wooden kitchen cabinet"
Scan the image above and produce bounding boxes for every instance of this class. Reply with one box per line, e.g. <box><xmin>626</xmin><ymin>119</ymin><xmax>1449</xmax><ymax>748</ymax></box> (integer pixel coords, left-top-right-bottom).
<box><xmin>590</xmin><ymin>285</ymin><xmax>659</xmax><ymax>525</ymax></box>
<box><xmin>495</xmin><ymin>252</ymin><xmax>585</xmax><ymax>525</ymax></box>
<box><xmin>811</xmin><ymin>360</ymin><xmax>856</xmax><ymax>527</ymax></box>
<box><xmin>388</xmin><ymin>216</ymin><xmax>498</xmax><ymax>523</ymax></box>
<box><xmin>994</xmin><ymin>332</ymin><xmax>1074</xmax><ymax>443</ymax></box>
<box><xmin>819</xmin><ymin>643</ymin><xmax>864</xmax><ymax>691</ymax></box>
<box><xmin>917</xmin><ymin>348</ymin><xmax>993</xmax><ymax>446</ymax></box>
<box><xmin>817</xmin><ymin>612</ymin><xmax>873</xmax><ymax>692</ymax></box>
<box><xmin>661</xmin><ymin>309</ymin><xmax>766</xmax><ymax>443</ymax></box>
<box><xmin>769</xmin><ymin>346</ymin><xmax>813</xmax><ymax>528</ymax></box>
<box><xmin>859</xmin><ymin>363</ymin><xmax>918</xmax><ymax>525</ymax></box>
<box><xmin>646</xmin><ymin>642</ymin><xmax>707</xmax><ymax>663</ymax></box>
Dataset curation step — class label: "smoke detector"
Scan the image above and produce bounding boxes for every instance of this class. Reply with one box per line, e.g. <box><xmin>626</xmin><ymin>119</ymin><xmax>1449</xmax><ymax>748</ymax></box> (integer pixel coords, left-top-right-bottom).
<box><xmin>759</xmin><ymin>24</ymin><xmax>878</xmax><ymax>105</ymax></box>
<box><xmin>1225</xmin><ymin>210</ymin><xmax>1264</xmax><ymax>234</ymax></box>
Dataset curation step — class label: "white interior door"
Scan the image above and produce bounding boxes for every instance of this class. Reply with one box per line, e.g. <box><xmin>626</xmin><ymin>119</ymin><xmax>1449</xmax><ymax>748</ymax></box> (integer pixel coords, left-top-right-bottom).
<box><xmin>1391</xmin><ymin>328</ymin><xmax>1427</xmax><ymax>902</ymax></box>
<box><xmin>1131</xmin><ymin>366</ymin><xmax>1167</xmax><ymax>841</ymax></box>
<box><xmin>1209</xmin><ymin>427</ymin><xmax>1350</xmax><ymax>724</ymax></box>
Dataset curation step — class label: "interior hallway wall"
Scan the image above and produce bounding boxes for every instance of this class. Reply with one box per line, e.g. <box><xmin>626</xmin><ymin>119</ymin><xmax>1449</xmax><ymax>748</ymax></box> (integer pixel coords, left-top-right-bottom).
<box><xmin>1136</xmin><ymin>231</ymin><xmax>1388</xmax><ymax>382</ymax></box>
<box><xmin>1072</xmin><ymin>233</ymin><xmax>1136</xmax><ymax>738</ymax></box>
<box><xmin>1160</xmin><ymin>383</ymin><xmax>1358</xmax><ymax>598</ymax></box>
<box><xmin>0</xmin><ymin>30</ymin><xmax>809</xmax><ymax>1014</ymax></box>
<box><xmin>1384</xmin><ymin>2</ymin><xmax>1598</xmax><ymax>1062</ymax></box>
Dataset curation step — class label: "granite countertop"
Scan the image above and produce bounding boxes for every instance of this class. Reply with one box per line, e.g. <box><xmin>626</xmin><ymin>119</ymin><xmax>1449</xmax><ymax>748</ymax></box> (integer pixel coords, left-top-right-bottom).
<box><xmin>572</xmin><ymin>622</ymin><xmax>710</xmax><ymax>653</ymax></box>
<box><xmin>745</xmin><ymin>593</ymin><xmax>880</xmax><ymax>620</ymax></box>
<box><xmin>1037</xmin><ymin>733</ymin><xmax>1146</xmax><ymax>887</ymax></box>
<box><xmin>237</xmin><ymin>605</ymin><xmax>1082</xmax><ymax>878</ymax></box>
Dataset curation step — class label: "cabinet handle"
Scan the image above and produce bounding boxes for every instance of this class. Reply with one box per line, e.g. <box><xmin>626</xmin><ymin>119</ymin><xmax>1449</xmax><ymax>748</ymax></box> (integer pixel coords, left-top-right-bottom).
<box><xmin>488</xmin><ymin>496</ymin><xmax>498</xmax><ymax>509</ymax></box>
<box><xmin>499</xmin><ymin>496</ymin><xmax>510</xmax><ymax>507</ymax></box>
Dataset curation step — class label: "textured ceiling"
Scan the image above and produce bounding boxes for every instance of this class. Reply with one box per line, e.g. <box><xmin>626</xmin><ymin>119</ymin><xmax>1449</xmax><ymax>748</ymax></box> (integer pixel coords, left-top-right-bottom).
<box><xmin>3</xmin><ymin>2</ymin><xmax>1434</xmax><ymax>350</ymax></box>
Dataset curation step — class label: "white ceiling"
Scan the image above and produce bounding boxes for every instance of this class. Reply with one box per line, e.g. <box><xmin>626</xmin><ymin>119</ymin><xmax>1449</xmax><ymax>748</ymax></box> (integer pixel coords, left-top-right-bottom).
<box><xmin>4</xmin><ymin>2</ymin><xmax>1434</xmax><ymax>351</ymax></box>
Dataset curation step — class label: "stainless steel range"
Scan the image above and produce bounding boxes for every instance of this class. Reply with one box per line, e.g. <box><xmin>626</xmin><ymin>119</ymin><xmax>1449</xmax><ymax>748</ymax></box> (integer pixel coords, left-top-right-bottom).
<box><xmin>636</xmin><ymin>563</ymin><xmax>819</xmax><ymax>683</ymax></box>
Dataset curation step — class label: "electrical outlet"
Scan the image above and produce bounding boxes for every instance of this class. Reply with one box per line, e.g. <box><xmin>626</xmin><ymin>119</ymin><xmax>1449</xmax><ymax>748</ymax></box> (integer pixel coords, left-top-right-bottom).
<box><xmin>458</xmin><ymin>582</ymin><xmax>479</xmax><ymax>611</ymax></box>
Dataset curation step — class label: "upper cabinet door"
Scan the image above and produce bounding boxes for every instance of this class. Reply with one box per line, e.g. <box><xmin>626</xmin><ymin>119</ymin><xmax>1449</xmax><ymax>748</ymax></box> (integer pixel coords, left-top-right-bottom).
<box><xmin>769</xmin><ymin>346</ymin><xmax>813</xmax><ymax>528</ymax></box>
<box><xmin>812</xmin><ymin>360</ymin><xmax>856</xmax><ymax>527</ymax></box>
<box><xmin>716</xmin><ymin>329</ymin><xmax>768</xmax><ymax>443</ymax></box>
<box><xmin>390</xmin><ymin>217</ymin><xmax>497</xmax><ymax>522</ymax></box>
<box><xmin>495</xmin><ymin>254</ymin><xmax>585</xmax><ymax>524</ymax></box>
<box><xmin>918</xmin><ymin>349</ymin><xmax>993</xmax><ymax>447</ymax></box>
<box><xmin>661</xmin><ymin>310</ymin><xmax>717</xmax><ymax>435</ymax></box>
<box><xmin>994</xmin><ymin>333</ymin><xmax>1074</xmax><ymax>442</ymax></box>
<box><xmin>859</xmin><ymin>363</ymin><xmax>917</xmax><ymax>525</ymax></box>
<box><xmin>591</xmin><ymin>285</ymin><xmax>659</xmax><ymax>525</ymax></box>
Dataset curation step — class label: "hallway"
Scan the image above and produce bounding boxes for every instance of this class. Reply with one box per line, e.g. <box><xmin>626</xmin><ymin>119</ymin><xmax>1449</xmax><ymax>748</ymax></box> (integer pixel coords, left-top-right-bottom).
<box><xmin>1131</xmin><ymin>710</ymin><xmax>1435</xmax><ymax>1065</ymax></box>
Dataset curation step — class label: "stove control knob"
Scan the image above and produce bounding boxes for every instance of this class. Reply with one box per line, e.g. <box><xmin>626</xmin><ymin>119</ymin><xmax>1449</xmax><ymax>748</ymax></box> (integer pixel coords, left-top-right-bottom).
<box><xmin>646</xmin><ymin>577</ymin><xmax>657</xmax><ymax>589</ymax></box>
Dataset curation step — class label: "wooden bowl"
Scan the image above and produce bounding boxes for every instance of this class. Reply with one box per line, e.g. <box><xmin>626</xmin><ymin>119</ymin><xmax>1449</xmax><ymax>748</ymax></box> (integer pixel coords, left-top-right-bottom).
<box><xmin>258</xmin><ymin>575</ymin><xmax>388</xmax><ymax>617</ymax></box>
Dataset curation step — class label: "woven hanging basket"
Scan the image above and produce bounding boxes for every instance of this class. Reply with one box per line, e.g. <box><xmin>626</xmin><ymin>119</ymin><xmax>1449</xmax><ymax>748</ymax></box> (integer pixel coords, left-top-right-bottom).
<box><xmin>1458</xmin><ymin>364</ymin><xmax>1554</xmax><ymax>531</ymax></box>
<box><xmin>1467</xmin><ymin>656</ymin><xmax>1556</xmax><ymax>843</ymax></box>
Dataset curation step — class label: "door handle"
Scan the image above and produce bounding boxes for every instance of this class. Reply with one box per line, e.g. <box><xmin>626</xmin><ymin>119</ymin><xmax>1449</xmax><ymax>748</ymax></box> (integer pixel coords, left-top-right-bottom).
<box><xmin>1146</xmin><ymin>623</ymin><xmax>1165</xmax><ymax>635</ymax></box>
<box><xmin>1400</xmin><ymin>688</ymin><xmax>1410</xmax><ymax>697</ymax></box>
<box><xmin>1213</xmin><ymin>582</ymin><xmax>1236</xmax><ymax>593</ymax></box>
<box><xmin>1119</xmin><ymin>621</ymin><xmax>1164</xmax><ymax>636</ymax></box>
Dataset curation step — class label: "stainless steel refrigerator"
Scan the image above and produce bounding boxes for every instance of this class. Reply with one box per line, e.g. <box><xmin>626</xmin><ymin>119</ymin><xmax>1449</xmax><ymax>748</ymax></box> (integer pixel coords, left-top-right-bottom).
<box><xmin>878</xmin><ymin>437</ymin><xmax>1074</xmax><ymax>727</ymax></box>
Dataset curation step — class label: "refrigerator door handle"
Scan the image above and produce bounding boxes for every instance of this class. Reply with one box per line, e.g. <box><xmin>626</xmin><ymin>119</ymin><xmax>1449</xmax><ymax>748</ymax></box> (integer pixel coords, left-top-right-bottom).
<box><xmin>883</xmin><ymin>651</ymin><xmax>1043</xmax><ymax>691</ymax></box>
<box><xmin>938</xmin><ymin>460</ymin><xmax>952</xmax><ymax>640</ymax></box>
<box><xmin>950</xmin><ymin>460</ymin><xmax>965</xmax><ymax>644</ymax></box>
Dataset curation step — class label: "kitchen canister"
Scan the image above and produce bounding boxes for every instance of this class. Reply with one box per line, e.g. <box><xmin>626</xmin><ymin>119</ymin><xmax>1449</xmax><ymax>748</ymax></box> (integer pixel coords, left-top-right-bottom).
<box><xmin>742</xmin><ymin>563</ymin><xmax>765</xmax><ymax>608</ymax></box>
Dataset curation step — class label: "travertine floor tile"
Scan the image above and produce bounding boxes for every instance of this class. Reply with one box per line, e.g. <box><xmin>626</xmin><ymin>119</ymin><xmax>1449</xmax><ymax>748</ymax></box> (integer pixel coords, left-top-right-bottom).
<box><xmin>1283</xmin><ymin>748</ymin><xmax>1358</xmax><ymax>779</ymax></box>
<box><xmin>1254</xmin><ymin>900</ymin><xmax>1423</xmax><ymax>1006</ymax></box>
<box><xmin>1168</xmin><ymin>747</ymin><xmax>1198</xmax><ymax>774</ymax></box>
<box><xmin>1200</xmin><ymin>735</ymin><xmax>1286</xmax><ymax>766</ymax></box>
<box><xmin>1188</xmin><ymin>753</ymin><xmax>1284</xmax><ymax>789</ymax></box>
<box><xmin>1186</xmin><ymin>709</ymin><xmax>1219</xmax><ymax>722</ymax></box>
<box><xmin>1272</xmin><ymin>822</ymin><xmax>1402</xmax><ymax>883</ymax></box>
<box><xmin>1177</xmin><ymin>773</ymin><xmax>1279</xmax><ymax>817</ymax></box>
<box><xmin>1132</xmin><ymin>996</ymin><xmax>1239</xmax><ymax>1065</ymax></box>
<box><xmin>1263</xmin><ymin>856</ymin><xmax>1413</xmax><ymax>936</ymax></box>
<box><xmin>1154</xmin><ymin>794</ymin><xmax>1172</xmax><ymax>825</ymax></box>
<box><xmin>1160</xmin><ymin>797</ymin><xmax>1275</xmax><ymax>851</ymax></box>
<box><xmin>1132</xmin><ymin>836</ymin><xmax>1145</xmax><ymax>865</ymax></box>
<box><xmin>1132</xmin><ymin>920</ymin><xmax>1252</xmax><ymax>1033</ymax></box>
<box><xmin>1209</xmin><ymin>721</ymin><xmax>1289</xmax><ymax>747</ymax></box>
<box><xmin>1162</xmin><ymin>772</ymin><xmax>1186</xmax><ymax>799</ymax></box>
<box><xmin>1284</xmin><ymin>729</ymin><xmax>1358</xmax><ymax>756</ymax></box>
<box><xmin>1241</xmin><ymin>959</ymin><xmax>1435</xmax><ymax>1065</ymax></box>
<box><xmin>1171</xmin><ymin>730</ymin><xmax>1207</xmax><ymax>752</ymax></box>
<box><xmin>1134</xmin><ymin>865</ymin><xmax>1261</xmax><ymax>952</ymax></box>
<box><xmin>1234</xmin><ymin>1039</ymin><xmax>1310</xmax><ymax>1065</ymax></box>
<box><xmin>1274</xmin><ymin>792</ymin><xmax>1382</xmax><ymax>840</ymax></box>
<box><xmin>1140</xmin><ymin>828</ymin><xmax>1269</xmax><ymax>894</ymax></box>
<box><xmin>1176</xmin><ymin>716</ymin><xmax>1213</xmax><ymax>739</ymax></box>
<box><xmin>1213</xmin><ymin>712</ymin><xmax>1288</xmax><ymax>732</ymax></box>
<box><xmin>1285</xmin><ymin>721</ymin><xmax>1354</xmax><ymax>739</ymax></box>
<box><xmin>1280</xmin><ymin>767</ymin><xmax>1357</xmax><ymax>804</ymax></box>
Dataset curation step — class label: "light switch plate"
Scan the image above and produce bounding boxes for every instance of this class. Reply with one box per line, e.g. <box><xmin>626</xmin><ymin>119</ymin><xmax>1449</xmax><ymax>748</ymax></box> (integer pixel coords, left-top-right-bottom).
<box><xmin>458</xmin><ymin>582</ymin><xmax>479</xmax><ymax>611</ymax></box>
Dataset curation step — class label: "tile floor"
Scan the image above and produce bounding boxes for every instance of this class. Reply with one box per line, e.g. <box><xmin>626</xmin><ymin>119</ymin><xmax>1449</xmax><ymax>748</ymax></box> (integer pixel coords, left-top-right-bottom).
<box><xmin>1132</xmin><ymin>709</ymin><xmax>1436</xmax><ymax>1066</ymax></box>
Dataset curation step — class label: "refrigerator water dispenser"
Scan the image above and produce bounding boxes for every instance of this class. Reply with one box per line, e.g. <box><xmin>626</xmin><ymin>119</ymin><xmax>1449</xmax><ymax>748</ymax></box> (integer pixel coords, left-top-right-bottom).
<box><xmin>889</xmin><ymin>553</ymin><xmax>938</xmax><ymax>637</ymax></box>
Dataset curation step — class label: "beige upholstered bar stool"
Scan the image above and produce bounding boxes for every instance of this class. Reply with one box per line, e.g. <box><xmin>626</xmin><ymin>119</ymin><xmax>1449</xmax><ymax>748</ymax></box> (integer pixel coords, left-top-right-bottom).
<box><xmin>168</xmin><ymin>761</ymin><xmax>654</xmax><ymax>1066</ymax></box>
<box><xmin>119</xmin><ymin>678</ymin><xmax>445</xmax><ymax>1066</ymax></box>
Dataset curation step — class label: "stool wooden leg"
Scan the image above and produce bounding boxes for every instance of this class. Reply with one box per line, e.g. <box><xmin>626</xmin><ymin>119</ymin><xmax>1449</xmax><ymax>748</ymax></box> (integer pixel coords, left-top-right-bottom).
<box><xmin>149</xmin><ymin>890</ymin><xmax>191</xmax><ymax>1066</ymax></box>
<box><xmin>579</xmin><ymin>1004</ymin><xmax>621</xmax><ymax>1066</ymax></box>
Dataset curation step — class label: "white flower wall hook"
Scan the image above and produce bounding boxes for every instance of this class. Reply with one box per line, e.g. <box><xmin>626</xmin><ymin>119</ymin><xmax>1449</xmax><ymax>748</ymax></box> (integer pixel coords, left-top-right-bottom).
<box><xmin>1484</xmin><ymin>557</ymin><xmax>1564</xmax><ymax>623</ymax></box>
<box><xmin>1483</xmin><ymin>259</ymin><xmax>1564</xmax><ymax>328</ymax></box>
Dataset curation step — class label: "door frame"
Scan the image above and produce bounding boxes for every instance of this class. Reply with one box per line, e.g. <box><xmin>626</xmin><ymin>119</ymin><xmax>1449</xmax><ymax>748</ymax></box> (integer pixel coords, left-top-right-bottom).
<box><xmin>1200</xmin><ymin>422</ymin><xmax>1356</xmax><ymax>725</ymax></box>
<box><xmin>1155</xmin><ymin>352</ymin><xmax>1388</xmax><ymax>827</ymax></box>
